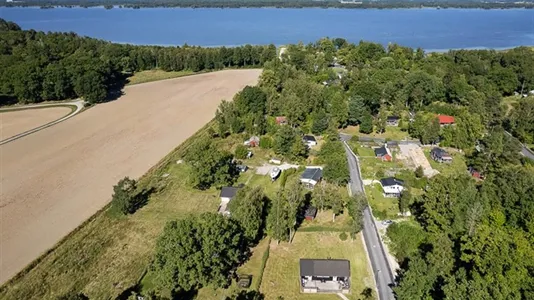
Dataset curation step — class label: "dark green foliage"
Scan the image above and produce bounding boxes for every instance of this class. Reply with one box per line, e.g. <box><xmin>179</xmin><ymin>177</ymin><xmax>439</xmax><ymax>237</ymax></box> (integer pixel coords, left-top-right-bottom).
<box><xmin>339</xmin><ymin>232</ymin><xmax>348</xmax><ymax>241</ymax></box>
<box><xmin>414</xmin><ymin>166</ymin><xmax>424</xmax><ymax>178</ymax></box>
<box><xmin>184</xmin><ymin>137</ymin><xmax>237</xmax><ymax>189</ymax></box>
<box><xmin>0</xmin><ymin>19</ymin><xmax>274</xmax><ymax>105</ymax></box>
<box><xmin>228</xmin><ymin>186</ymin><xmax>265</xmax><ymax>243</ymax></box>
<box><xmin>234</xmin><ymin>144</ymin><xmax>248</xmax><ymax>159</ymax></box>
<box><xmin>266</xmin><ymin>191</ymin><xmax>289</xmax><ymax>242</ymax></box>
<box><xmin>359</xmin><ymin>110</ymin><xmax>373</xmax><ymax>134</ymax></box>
<box><xmin>348</xmin><ymin>95</ymin><xmax>366</xmax><ymax>126</ymax></box>
<box><xmin>398</xmin><ymin>189</ymin><xmax>412</xmax><ymax>215</ymax></box>
<box><xmin>153</xmin><ymin>213</ymin><xmax>247</xmax><ymax>293</ymax></box>
<box><xmin>273</xmin><ymin>126</ymin><xmax>296</xmax><ymax>156</ymax></box>
<box><xmin>386</xmin><ymin>222</ymin><xmax>425</xmax><ymax>264</ymax></box>
<box><xmin>395</xmin><ymin>170</ymin><xmax>534</xmax><ymax>299</ymax></box>
<box><xmin>259</xmin><ymin>135</ymin><xmax>272</xmax><ymax>149</ymax></box>
<box><xmin>111</xmin><ymin>177</ymin><xmax>140</xmax><ymax>215</ymax></box>
<box><xmin>347</xmin><ymin>193</ymin><xmax>366</xmax><ymax>238</ymax></box>
<box><xmin>234</xmin><ymin>86</ymin><xmax>267</xmax><ymax>116</ymax></box>
<box><xmin>507</xmin><ymin>98</ymin><xmax>534</xmax><ymax>144</ymax></box>
<box><xmin>318</xmin><ymin>139</ymin><xmax>350</xmax><ymax>185</ymax></box>
<box><xmin>311</xmin><ymin>109</ymin><xmax>329</xmax><ymax>135</ymax></box>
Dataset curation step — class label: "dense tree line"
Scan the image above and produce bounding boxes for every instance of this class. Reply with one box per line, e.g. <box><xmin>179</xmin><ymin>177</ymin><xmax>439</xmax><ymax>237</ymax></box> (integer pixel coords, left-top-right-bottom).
<box><xmin>392</xmin><ymin>168</ymin><xmax>534</xmax><ymax>299</ymax></box>
<box><xmin>0</xmin><ymin>19</ymin><xmax>276</xmax><ymax>104</ymax></box>
<box><xmin>277</xmin><ymin>38</ymin><xmax>534</xmax><ymax>147</ymax></box>
<box><xmin>3</xmin><ymin>0</ymin><xmax>534</xmax><ymax>9</ymax></box>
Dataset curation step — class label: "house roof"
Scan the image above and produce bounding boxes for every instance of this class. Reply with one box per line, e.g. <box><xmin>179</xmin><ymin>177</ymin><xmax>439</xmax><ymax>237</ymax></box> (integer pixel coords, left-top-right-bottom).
<box><xmin>380</xmin><ymin>177</ymin><xmax>404</xmax><ymax>187</ymax></box>
<box><xmin>438</xmin><ymin>115</ymin><xmax>455</xmax><ymax>124</ymax></box>
<box><xmin>303</xmin><ymin>135</ymin><xmax>317</xmax><ymax>142</ymax></box>
<box><xmin>300</xmin><ymin>259</ymin><xmax>350</xmax><ymax>277</ymax></box>
<box><xmin>275</xmin><ymin>116</ymin><xmax>287</xmax><ymax>123</ymax></box>
<box><xmin>305</xmin><ymin>206</ymin><xmax>317</xmax><ymax>217</ymax></box>
<box><xmin>301</xmin><ymin>167</ymin><xmax>323</xmax><ymax>182</ymax></box>
<box><xmin>431</xmin><ymin>147</ymin><xmax>452</xmax><ymax>158</ymax></box>
<box><xmin>387</xmin><ymin>116</ymin><xmax>400</xmax><ymax>121</ymax></box>
<box><xmin>220</xmin><ymin>187</ymin><xmax>240</xmax><ymax>199</ymax></box>
<box><xmin>374</xmin><ymin>146</ymin><xmax>389</xmax><ymax>157</ymax></box>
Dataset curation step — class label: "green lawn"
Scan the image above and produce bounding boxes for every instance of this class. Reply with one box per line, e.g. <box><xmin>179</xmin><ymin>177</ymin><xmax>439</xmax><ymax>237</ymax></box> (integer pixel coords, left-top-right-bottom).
<box><xmin>260</xmin><ymin>232</ymin><xmax>376</xmax><ymax>300</ymax></box>
<box><xmin>299</xmin><ymin>210</ymin><xmax>352</xmax><ymax>232</ymax></box>
<box><xmin>365</xmin><ymin>183</ymin><xmax>399</xmax><ymax>220</ymax></box>
<box><xmin>359</xmin><ymin>149</ymin><xmax>404</xmax><ymax>180</ymax></box>
<box><xmin>341</xmin><ymin>125</ymin><xmax>410</xmax><ymax>141</ymax></box>
<box><xmin>423</xmin><ymin>148</ymin><xmax>467</xmax><ymax>177</ymax></box>
<box><xmin>126</xmin><ymin>69</ymin><xmax>197</xmax><ymax>85</ymax></box>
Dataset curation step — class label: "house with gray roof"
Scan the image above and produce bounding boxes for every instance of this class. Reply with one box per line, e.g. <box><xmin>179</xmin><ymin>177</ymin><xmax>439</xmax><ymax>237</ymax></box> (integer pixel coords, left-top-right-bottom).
<box><xmin>300</xmin><ymin>259</ymin><xmax>350</xmax><ymax>294</ymax></box>
<box><xmin>300</xmin><ymin>167</ymin><xmax>323</xmax><ymax>189</ymax></box>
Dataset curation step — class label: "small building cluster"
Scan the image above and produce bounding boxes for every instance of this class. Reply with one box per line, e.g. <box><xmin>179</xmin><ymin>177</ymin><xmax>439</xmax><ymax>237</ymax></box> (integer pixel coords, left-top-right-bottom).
<box><xmin>386</xmin><ymin>115</ymin><xmax>400</xmax><ymax>126</ymax></box>
<box><xmin>430</xmin><ymin>147</ymin><xmax>452</xmax><ymax>163</ymax></box>
<box><xmin>379</xmin><ymin>177</ymin><xmax>404</xmax><ymax>198</ymax></box>
<box><xmin>300</xmin><ymin>259</ymin><xmax>350</xmax><ymax>294</ymax></box>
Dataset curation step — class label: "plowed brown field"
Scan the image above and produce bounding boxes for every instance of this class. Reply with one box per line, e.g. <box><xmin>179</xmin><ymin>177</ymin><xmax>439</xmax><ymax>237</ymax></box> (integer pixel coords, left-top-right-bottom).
<box><xmin>0</xmin><ymin>107</ymin><xmax>71</xmax><ymax>141</ymax></box>
<box><xmin>0</xmin><ymin>69</ymin><xmax>261</xmax><ymax>283</ymax></box>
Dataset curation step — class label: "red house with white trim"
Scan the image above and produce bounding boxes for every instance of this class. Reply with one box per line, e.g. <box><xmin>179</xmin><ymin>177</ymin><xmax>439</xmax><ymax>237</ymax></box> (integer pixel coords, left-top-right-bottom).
<box><xmin>438</xmin><ymin>115</ymin><xmax>455</xmax><ymax>126</ymax></box>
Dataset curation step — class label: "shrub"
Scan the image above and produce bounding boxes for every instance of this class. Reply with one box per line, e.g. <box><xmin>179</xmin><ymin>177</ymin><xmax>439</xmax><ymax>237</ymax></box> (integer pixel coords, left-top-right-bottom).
<box><xmin>253</xmin><ymin>239</ymin><xmax>271</xmax><ymax>290</ymax></box>
<box><xmin>259</xmin><ymin>136</ymin><xmax>272</xmax><ymax>149</ymax></box>
<box><xmin>415</xmin><ymin>166</ymin><xmax>424</xmax><ymax>178</ymax></box>
<box><xmin>112</xmin><ymin>177</ymin><xmax>140</xmax><ymax>215</ymax></box>
<box><xmin>235</xmin><ymin>144</ymin><xmax>248</xmax><ymax>159</ymax></box>
<box><xmin>339</xmin><ymin>232</ymin><xmax>348</xmax><ymax>241</ymax></box>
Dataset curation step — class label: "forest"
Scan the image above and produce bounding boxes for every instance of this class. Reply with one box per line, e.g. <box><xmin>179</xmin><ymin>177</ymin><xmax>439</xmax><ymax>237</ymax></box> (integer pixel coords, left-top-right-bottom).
<box><xmin>3</xmin><ymin>0</ymin><xmax>534</xmax><ymax>9</ymax></box>
<box><xmin>0</xmin><ymin>19</ymin><xmax>276</xmax><ymax>105</ymax></box>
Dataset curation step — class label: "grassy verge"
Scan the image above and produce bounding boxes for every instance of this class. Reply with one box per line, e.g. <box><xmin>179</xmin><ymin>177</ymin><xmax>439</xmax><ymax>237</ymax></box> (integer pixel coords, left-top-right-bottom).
<box><xmin>260</xmin><ymin>232</ymin><xmax>376</xmax><ymax>300</ymax></box>
<box><xmin>365</xmin><ymin>184</ymin><xmax>399</xmax><ymax>220</ymax></box>
<box><xmin>299</xmin><ymin>210</ymin><xmax>351</xmax><ymax>232</ymax></box>
<box><xmin>0</xmin><ymin>104</ymin><xmax>76</xmax><ymax>114</ymax></box>
<box><xmin>0</xmin><ymin>122</ymin><xmax>216</xmax><ymax>300</ymax></box>
<box><xmin>341</xmin><ymin>125</ymin><xmax>410</xmax><ymax>141</ymax></box>
<box><xmin>126</xmin><ymin>70</ymin><xmax>198</xmax><ymax>85</ymax></box>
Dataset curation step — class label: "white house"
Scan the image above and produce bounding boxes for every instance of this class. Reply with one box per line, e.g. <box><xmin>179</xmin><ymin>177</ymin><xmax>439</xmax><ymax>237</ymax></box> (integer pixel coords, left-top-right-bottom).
<box><xmin>303</xmin><ymin>135</ymin><xmax>318</xmax><ymax>148</ymax></box>
<box><xmin>218</xmin><ymin>186</ymin><xmax>240</xmax><ymax>216</ymax></box>
<box><xmin>300</xmin><ymin>167</ymin><xmax>323</xmax><ymax>189</ymax></box>
<box><xmin>379</xmin><ymin>177</ymin><xmax>404</xmax><ymax>197</ymax></box>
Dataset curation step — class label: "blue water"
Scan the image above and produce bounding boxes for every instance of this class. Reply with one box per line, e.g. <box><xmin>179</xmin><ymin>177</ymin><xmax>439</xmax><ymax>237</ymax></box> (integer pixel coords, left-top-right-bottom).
<box><xmin>0</xmin><ymin>7</ymin><xmax>533</xmax><ymax>50</ymax></box>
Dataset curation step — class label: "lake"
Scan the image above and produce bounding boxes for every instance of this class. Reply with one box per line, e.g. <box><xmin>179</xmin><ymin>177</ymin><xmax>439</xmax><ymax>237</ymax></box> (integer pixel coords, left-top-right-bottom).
<box><xmin>1</xmin><ymin>7</ymin><xmax>533</xmax><ymax>50</ymax></box>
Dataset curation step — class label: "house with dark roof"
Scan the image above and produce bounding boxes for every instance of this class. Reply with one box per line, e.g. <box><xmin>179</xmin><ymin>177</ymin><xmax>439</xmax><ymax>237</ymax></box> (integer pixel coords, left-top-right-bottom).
<box><xmin>374</xmin><ymin>145</ymin><xmax>392</xmax><ymax>162</ymax></box>
<box><xmin>386</xmin><ymin>116</ymin><xmax>400</xmax><ymax>126</ymax></box>
<box><xmin>300</xmin><ymin>259</ymin><xmax>350</xmax><ymax>294</ymax></box>
<box><xmin>438</xmin><ymin>115</ymin><xmax>455</xmax><ymax>126</ymax></box>
<box><xmin>379</xmin><ymin>177</ymin><xmax>404</xmax><ymax>197</ymax></box>
<box><xmin>218</xmin><ymin>186</ymin><xmax>241</xmax><ymax>216</ymax></box>
<box><xmin>430</xmin><ymin>147</ymin><xmax>452</xmax><ymax>163</ymax></box>
<box><xmin>300</xmin><ymin>167</ymin><xmax>323</xmax><ymax>188</ymax></box>
<box><xmin>304</xmin><ymin>206</ymin><xmax>317</xmax><ymax>221</ymax></box>
<box><xmin>303</xmin><ymin>135</ymin><xmax>318</xmax><ymax>147</ymax></box>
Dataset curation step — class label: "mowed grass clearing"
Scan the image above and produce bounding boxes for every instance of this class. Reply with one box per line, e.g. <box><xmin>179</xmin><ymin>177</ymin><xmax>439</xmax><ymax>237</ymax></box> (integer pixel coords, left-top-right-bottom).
<box><xmin>260</xmin><ymin>232</ymin><xmax>375</xmax><ymax>300</ymax></box>
<box><xmin>126</xmin><ymin>69</ymin><xmax>197</xmax><ymax>85</ymax></box>
<box><xmin>341</xmin><ymin>125</ymin><xmax>410</xmax><ymax>141</ymax></box>
<box><xmin>365</xmin><ymin>184</ymin><xmax>399</xmax><ymax>221</ymax></box>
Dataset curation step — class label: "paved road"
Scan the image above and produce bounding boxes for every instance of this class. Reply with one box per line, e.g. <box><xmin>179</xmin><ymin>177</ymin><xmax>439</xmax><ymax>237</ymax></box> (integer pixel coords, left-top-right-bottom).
<box><xmin>341</xmin><ymin>135</ymin><xmax>395</xmax><ymax>300</ymax></box>
<box><xmin>0</xmin><ymin>100</ymin><xmax>85</xmax><ymax>146</ymax></box>
<box><xmin>504</xmin><ymin>131</ymin><xmax>534</xmax><ymax>161</ymax></box>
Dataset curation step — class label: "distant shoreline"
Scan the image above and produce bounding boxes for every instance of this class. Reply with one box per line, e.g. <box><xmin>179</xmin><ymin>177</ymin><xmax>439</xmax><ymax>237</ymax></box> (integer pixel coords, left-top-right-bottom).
<box><xmin>2</xmin><ymin>2</ymin><xmax>533</xmax><ymax>10</ymax></box>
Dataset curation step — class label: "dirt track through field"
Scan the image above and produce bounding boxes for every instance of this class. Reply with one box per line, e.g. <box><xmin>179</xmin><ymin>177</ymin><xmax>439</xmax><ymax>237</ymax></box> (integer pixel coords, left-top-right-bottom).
<box><xmin>0</xmin><ymin>107</ymin><xmax>72</xmax><ymax>141</ymax></box>
<box><xmin>0</xmin><ymin>69</ymin><xmax>261</xmax><ymax>284</ymax></box>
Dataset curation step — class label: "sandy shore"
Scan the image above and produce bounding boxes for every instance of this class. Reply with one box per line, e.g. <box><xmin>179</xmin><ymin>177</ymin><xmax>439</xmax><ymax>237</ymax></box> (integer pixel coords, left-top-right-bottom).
<box><xmin>0</xmin><ymin>69</ymin><xmax>261</xmax><ymax>283</ymax></box>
